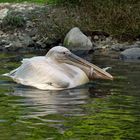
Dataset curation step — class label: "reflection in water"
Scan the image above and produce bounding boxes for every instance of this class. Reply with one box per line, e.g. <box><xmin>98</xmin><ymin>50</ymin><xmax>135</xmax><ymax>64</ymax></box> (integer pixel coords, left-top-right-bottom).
<box><xmin>5</xmin><ymin>85</ymin><xmax>110</xmax><ymax>135</ymax></box>
<box><xmin>8</xmin><ymin>86</ymin><xmax>91</xmax><ymax>117</ymax></box>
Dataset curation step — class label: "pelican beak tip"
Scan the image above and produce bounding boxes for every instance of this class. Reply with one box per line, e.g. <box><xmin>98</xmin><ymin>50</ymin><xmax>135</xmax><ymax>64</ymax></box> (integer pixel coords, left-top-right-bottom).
<box><xmin>107</xmin><ymin>75</ymin><xmax>114</xmax><ymax>80</ymax></box>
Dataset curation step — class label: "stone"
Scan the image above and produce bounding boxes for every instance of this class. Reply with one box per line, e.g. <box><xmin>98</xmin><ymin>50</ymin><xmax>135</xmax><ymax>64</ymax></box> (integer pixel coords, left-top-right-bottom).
<box><xmin>135</xmin><ymin>41</ymin><xmax>140</xmax><ymax>45</ymax></box>
<box><xmin>5</xmin><ymin>43</ymin><xmax>12</xmax><ymax>48</ymax></box>
<box><xmin>111</xmin><ymin>43</ymin><xmax>139</xmax><ymax>52</ymax></box>
<box><xmin>0</xmin><ymin>32</ymin><xmax>35</xmax><ymax>51</ymax></box>
<box><xmin>0</xmin><ymin>30</ymin><xmax>4</xmax><ymax>35</ymax></box>
<box><xmin>0</xmin><ymin>3</ymin><xmax>47</xmax><ymax>52</ymax></box>
<box><xmin>0</xmin><ymin>39</ymin><xmax>10</xmax><ymax>45</ymax></box>
<box><xmin>0</xmin><ymin>8</ymin><xmax>9</xmax><ymax>21</ymax></box>
<box><xmin>120</xmin><ymin>48</ymin><xmax>140</xmax><ymax>60</ymax></box>
<box><xmin>94</xmin><ymin>35</ymin><xmax>99</xmax><ymax>40</ymax></box>
<box><xmin>63</xmin><ymin>27</ymin><xmax>93</xmax><ymax>51</ymax></box>
<box><xmin>19</xmin><ymin>34</ymin><xmax>34</xmax><ymax>47</ymax></box>
<box><xmin>111</xmin><ymin>43</ymin><xmax>126</xmax><ymax>51</ymax></box>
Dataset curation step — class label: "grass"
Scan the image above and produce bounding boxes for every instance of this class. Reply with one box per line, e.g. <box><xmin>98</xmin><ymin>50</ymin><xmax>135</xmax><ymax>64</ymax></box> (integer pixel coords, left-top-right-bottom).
<box><xmin>0</xmin><ymin>0</ymin><xmax>140</xmax><ymax>41</ymax></box>
<box><xmin>36</xmin><ymin>0</ymin><xmax>140</xmax><ymax>41</ymax></box>
<box><xmin>0</xmin><ymin>0</ymin><xmax>45</xmax><ymax>3</ymax></box>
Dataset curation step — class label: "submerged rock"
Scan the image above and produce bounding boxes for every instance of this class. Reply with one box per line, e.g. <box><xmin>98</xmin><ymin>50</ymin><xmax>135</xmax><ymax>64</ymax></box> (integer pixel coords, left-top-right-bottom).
<box><xmin>64</xmin><ymin>27</ymin><xmax>93</xmax><ymax>51</ymax></box>
<box><xmin>120</xmin><ymin>48</ymin><xmax>140</xmax><ymax>60</ymax></box>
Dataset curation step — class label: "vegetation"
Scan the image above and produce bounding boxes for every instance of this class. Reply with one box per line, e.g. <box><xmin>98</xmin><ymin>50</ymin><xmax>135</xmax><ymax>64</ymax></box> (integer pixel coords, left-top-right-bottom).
<box><xmin>35</xmin><ymin>0</ymin><xmax>140</xmax><ymax>41</ymax></box>
<box><xmin>2</xmin><ymin>12</ymin><xmax>26</xmax><ymax>28</ymax></box>
<box><xmin>0</xmin><ymin>0</ymin><xmax>46</xmax><ymax>3</ymax></box>
<box><xmin>0</xmin><ymin>0</ymin><xmax>140</xmax><ymax>41</ymax></box>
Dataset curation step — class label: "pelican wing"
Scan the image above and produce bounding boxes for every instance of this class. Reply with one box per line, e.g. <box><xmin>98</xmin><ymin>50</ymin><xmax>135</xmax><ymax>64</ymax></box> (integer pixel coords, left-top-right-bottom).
<box><xmin>10</xmin><ymin>57</ymin><xmax>69</xmax><ymax>89</ymax></box>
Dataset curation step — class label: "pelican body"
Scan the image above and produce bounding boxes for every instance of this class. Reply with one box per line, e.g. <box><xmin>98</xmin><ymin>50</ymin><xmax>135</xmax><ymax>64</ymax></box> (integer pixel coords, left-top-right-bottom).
<box><xmin>3</xmin><ymin>46</ymin><xmax>113</xmax><ymax>90</ymax></box>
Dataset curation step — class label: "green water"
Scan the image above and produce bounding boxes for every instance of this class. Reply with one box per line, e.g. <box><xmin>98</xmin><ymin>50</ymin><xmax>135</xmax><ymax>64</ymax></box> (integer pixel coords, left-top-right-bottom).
<box><xmin>0</xmin><ymin>52</ymin><xmax>140</xmax><ymax>140</ymax></box>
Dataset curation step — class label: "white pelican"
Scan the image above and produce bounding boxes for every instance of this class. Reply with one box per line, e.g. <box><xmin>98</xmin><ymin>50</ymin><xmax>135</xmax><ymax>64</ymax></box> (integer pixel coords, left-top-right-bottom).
<box><xmin>3</xmin><ymin>46</ymin><xmax>113</xmax><ymax>90</ymax></box>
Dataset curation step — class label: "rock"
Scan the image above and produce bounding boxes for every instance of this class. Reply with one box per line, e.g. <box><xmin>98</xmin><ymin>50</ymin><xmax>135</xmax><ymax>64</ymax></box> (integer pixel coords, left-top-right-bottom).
<box><xmin>0</xmin><ymin>3</ymin><xmax>47</xmax><ymax>52</ymax></box>
<box><xmin>111</xmin><ymin>43</ymin><xmax>126</xmax><ymax>51</ymax></box>
<box><xmin>0</xmin><ymin>8</ymin><xmax>9</xmax><ymax>22</ymax></box>
<box><xmin>112</xmin><ymin>43</ymin><xmax>140</xmax><ymax>52</ymax></box>
<box><xmin>94</xmin><ymin>36</ymin><xmax>119</xmax><ymax>51</ymax></box>
<box><xmin>18</xmin><ymin>34</ymin><xmax>34</xmax><ymax>47</ymax></box>
<box><xmin>5</xmin><ymin>43</ymin><xmax>12</xmax><ymax>48</ymax></box>
<box><xmin>63</xmin><ymin>27</ymin><xmax>93</xmax><ymax>51</ymax></box>
<box><xmin>0</xmin><ymin>39</ymin><xmax>9</xmax><ymax>46</ymax></box>
<box><xmin>0</xmin><ymin>32</ymin><xmax>34</xmax><ymax>51</ymax></box>
<box><xmin>120</xmin><ymin>48</ymin><xmax>140</xmax><ymax>60</ymax></box>
<box><xmin>135</xmin><ymin>41</ymin><xmax>140</xmax><ymax>45</ymax></box>
<box><xmin>94</xmin><ymin>35</ymin><xmax>99</xmax><ymax>40</ymax></box>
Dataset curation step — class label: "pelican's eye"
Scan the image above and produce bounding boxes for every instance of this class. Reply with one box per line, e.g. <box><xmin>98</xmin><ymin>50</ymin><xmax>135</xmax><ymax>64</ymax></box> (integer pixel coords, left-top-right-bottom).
<box><xmin>63</xmin><ymin>52</ymin><xmax>66</xmax><ymax>55</ymax></box>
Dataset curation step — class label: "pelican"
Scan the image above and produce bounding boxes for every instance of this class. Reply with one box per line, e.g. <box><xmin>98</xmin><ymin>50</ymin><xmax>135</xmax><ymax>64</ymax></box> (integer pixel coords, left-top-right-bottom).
<box><xmin>3</xmin><ymin>46</ymin><xmax>113</xmax><ymax>90</ymax></box>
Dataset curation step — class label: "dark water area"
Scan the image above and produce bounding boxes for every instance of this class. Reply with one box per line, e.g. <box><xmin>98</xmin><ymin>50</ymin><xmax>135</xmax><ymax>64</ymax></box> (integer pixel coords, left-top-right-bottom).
<box><xmin>0</xmin><ymin>52</ymin><xmax>140</xmax><ymax>140</ymax></box>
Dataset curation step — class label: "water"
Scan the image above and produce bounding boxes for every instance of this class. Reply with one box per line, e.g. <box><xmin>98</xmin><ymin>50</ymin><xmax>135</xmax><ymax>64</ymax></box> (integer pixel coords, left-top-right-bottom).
<box><xmin>0</xmin><ymin>52</ymin><xmax>140</xmax><ymax>140</ymax></box>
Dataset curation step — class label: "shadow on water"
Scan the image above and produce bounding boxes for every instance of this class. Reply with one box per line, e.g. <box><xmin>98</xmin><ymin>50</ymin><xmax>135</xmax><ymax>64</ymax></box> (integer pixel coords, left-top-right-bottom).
<box><xmin>0</xmin><ymin>53</ymin><xmax>140</xmax><ymax>139</ymax></box>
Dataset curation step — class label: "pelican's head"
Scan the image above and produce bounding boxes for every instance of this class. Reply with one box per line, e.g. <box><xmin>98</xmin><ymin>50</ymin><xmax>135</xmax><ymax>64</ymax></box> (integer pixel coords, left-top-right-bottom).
<box><xmin>46</xmin><ymin>46</ymin><xmax>113</xmax><ymax>80</ymax></box>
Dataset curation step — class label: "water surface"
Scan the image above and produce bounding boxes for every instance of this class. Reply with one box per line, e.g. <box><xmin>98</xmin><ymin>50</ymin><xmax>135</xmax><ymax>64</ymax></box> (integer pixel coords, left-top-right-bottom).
<box><xmin>0</xmin><ymin>52</ymin><xmax>140</xmax><ymax>140</ymax></box>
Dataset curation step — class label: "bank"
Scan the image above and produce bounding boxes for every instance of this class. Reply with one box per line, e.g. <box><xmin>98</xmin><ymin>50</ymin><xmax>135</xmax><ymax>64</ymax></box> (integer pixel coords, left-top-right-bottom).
<box><xmin>0</xmin><ymin>1</ymin><xmax>140</xmax><ymax>60</ymax></box>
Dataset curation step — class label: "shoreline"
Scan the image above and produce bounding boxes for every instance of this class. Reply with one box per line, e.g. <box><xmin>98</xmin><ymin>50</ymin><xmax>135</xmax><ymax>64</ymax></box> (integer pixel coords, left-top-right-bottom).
<box><xmin>0</xmin><ymin>2</ymin><xmax>140</xmax><ymax>60</ymax></box>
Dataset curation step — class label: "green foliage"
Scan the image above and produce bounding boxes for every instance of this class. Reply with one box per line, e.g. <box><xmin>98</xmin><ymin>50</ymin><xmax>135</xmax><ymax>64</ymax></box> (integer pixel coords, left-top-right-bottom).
<box><xmin>2</xmin><ymin>12</ymin><xmax>26</xmax><ymax>28</ymax></box>
<box><xmin>36</xmin><ymin>0</ymin><xmax>140</xmax><ymax>41</ymax></box>
<box><xmin>0</xmin><ymin>0</ymin><xmax>46</xmax><ymax>3</ymax></box>
<box><xmin>0</xmin><ymin>0</ymin><xmax>140</xmax><ymax>40</ymax></box>
<box><xmin>0</xmin><ymin>0</ymin><xmax>80</xmax><ymax>4</ymax></box>
<box><xmin>47</xmin><ymin>0</ymin><xmax>81</xmax><ymax>5</ymax></box>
